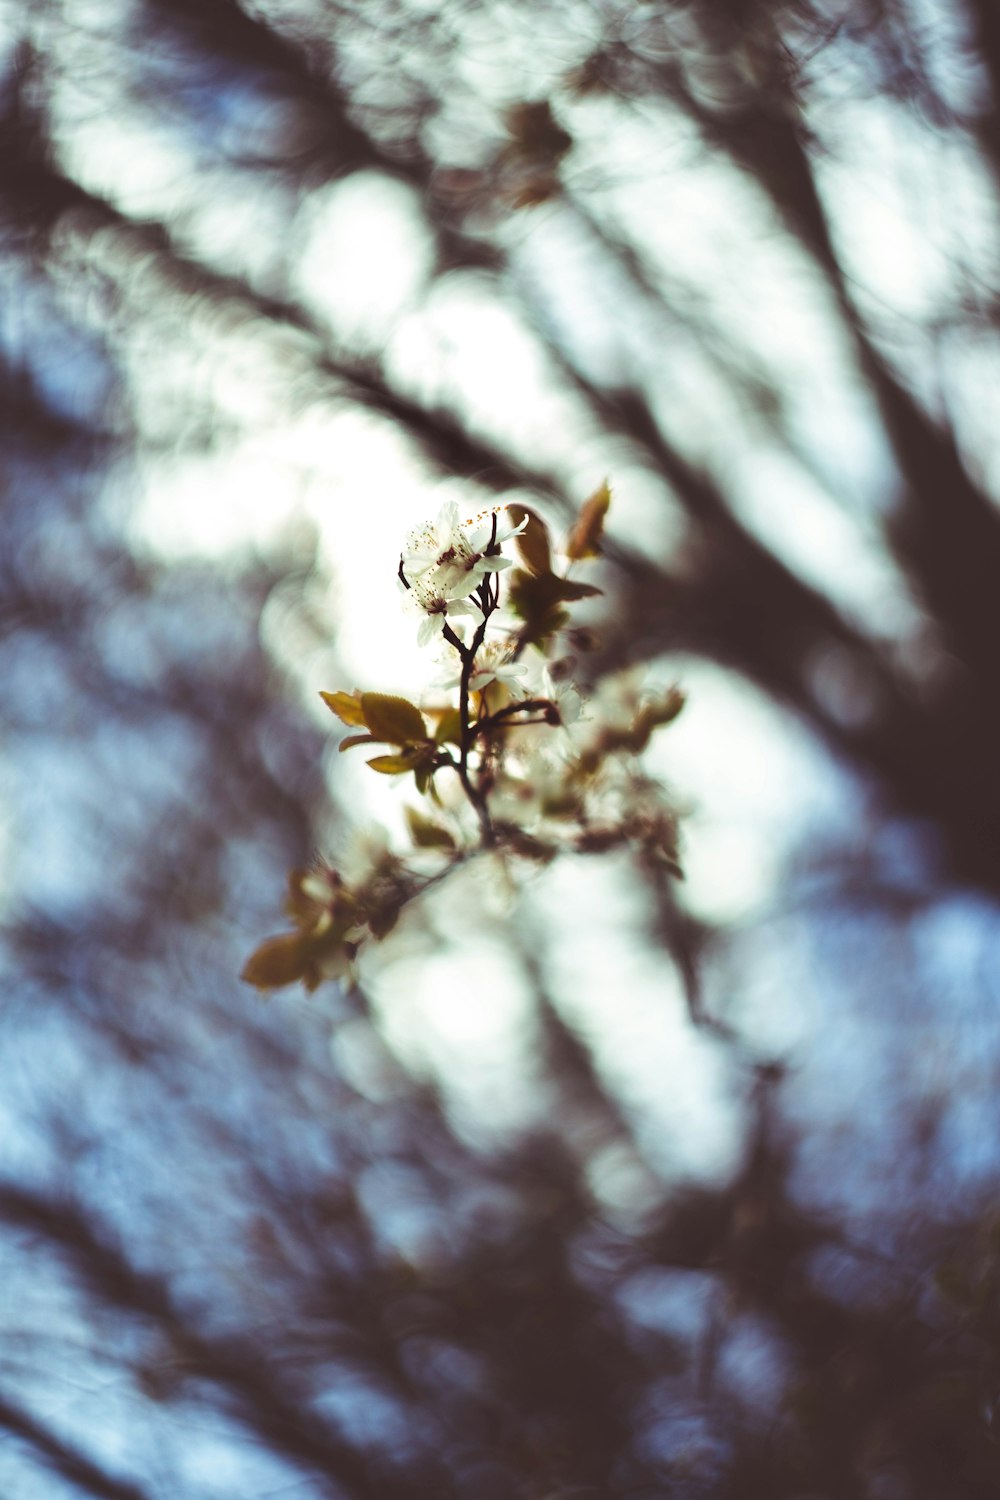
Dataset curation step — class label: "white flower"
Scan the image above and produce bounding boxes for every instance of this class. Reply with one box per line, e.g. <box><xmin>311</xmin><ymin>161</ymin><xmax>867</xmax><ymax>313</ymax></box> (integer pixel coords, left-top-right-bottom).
<box><xmin>488</xmin><ymin>737</ymin><xmax>571</xmax><ymax>828</ymax></box>
<box><xmin>465</xmin><ymin>505</ymin><xmax>528</xmax><ymax>556</ymax></box>
<box><xmin>401</xmin><ymin>500</ymin><xmax>465</xmax><ymax>582</ymax></box>
<box><xmin>487</xmin><ymin>770</ymin><xmax>544</xmax><ymax>827</ymax></box>
<box><xmin>472</xmin><ymin>657</ymin><xmax>528</xmax><ymax>695</ymax></box>
<box><xmin>589</xmin><ymin>666</ymin><xmax>646</xmax><ymax>729</ymax></box>
<box><xmin>401</xmin><ymin>582</ymin><xmax>483</xmax><ymax>647</ymax></box>
<box><xmin>435</xmin><ymin>638</ymin><xmax>529</xmax><ymax>694</ymax></box>
<box><xmin>470</xmin><ymin>639</ymin><xmax>527</xmax><ymax>696</ymax></box>
<box><xmin>401</xmin><ymin>501</ymin><xmax>527</xmax><ymax>607</ymax></box>
<box><xmin>519</xmin><ymin>648</ymin><xmax>585</xmax><ymax>725</ymax></box>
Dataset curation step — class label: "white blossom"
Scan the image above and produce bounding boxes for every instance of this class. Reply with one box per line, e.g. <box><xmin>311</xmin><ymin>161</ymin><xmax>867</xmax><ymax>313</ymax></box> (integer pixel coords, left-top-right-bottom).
<box><xmin>471</xmin><ymin>656</ymin><xmax>528</xmax><ymax>695</ymax></box>
<box><xmin>434</xmin><ymin>638</ymin><xmax>528</xmax><ymax>694</ymax></box>
<box><xmin>401</xmin><ymin>500</ymin><xmax>466</xmax><ymax>581</ymax></box>
<box><xmin>401</xmin><ymin>583</ymin><xmax>483</xmax><ymax>647</ymax></box>
<box><xmin>519</xmin><ymin>648</ymin><xmax>585</xmax><ymax>725</ymax></box>
<box><xmin>400</xmin><ymin>500</ymin><xmax>527</xmax><ymax>611</ymax></box>
<box><xmin>465</xmin><ymin>505</ymin><xmax>528</xmax><ymax>557</ymax></box>
<box><xmin>488</xmin><ymin>737</ymin><xmax>571</xmax><ymax>828</ymax></box>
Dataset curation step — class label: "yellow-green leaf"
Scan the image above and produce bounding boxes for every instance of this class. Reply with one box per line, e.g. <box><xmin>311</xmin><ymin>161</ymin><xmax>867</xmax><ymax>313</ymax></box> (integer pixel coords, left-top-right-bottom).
<box><xmin>241</xmin><ymin>932</ymin><xmax>312</xmax><ymax>991</ymax></box>
<box><xmin>566</xmin><ymin>481</ymin><xmax>611</xmax><ymax>560</ymax></box>
<box><xmin>361</xmin><ymin>692</ymin><xmax>427</xmax><ymax>745</ymax></box>
<box><xmin>509</xmin><ymin>504</ymin><xmax>552</xmax><ymax>576</ymax></box>
<box><xmin>338</xmin><ymin>733</ymin><xmax>376</xmax><ymax>753</ymax></box>
<box><xmin>320</xmin><ymin>690</ymin><xmax>367</xmax><ymax>727</ymax></box>
<box><xmin>434</xmin><ymin>708</ymin><xmax>463</xmax><ymax>745</ymax></box>
<box><xmin>367</xmin><ymin>754</ymin><xmax>415</xmax><ymax>774</ymax></box>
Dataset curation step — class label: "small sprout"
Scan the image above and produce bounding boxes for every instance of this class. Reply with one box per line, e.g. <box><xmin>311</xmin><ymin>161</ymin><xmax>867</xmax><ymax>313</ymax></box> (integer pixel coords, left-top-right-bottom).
<box><xmin>241</xmin><ymin>932</ymin><xmax>314</xmax><ymax>992</ymax></box>
<box><xmin>650</xmin><ymin>686</ymin><xmax>686</xmax><ymax>727</ymax></box>
<box><xmin>566</xmin><ymin>480</ymin><xmax>611</xmax><ymax>560</ymax></box>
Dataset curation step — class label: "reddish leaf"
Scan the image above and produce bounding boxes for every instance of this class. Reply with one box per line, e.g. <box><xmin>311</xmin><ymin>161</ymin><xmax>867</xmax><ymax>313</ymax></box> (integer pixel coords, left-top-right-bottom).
<box><xmin>566</xmin><ymin>481</ymin><xmax>610</xmax><ymax>560</ymax></box>
<box><xmin>508</xmin><ymin>505</ymin><xmax>552</xmax><ymax>576</ymax></box>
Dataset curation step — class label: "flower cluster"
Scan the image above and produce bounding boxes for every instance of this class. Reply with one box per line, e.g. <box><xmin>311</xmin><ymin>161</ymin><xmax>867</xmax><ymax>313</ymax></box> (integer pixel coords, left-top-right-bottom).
<box><xmin>399</xmin><ymin>501</ymin><xmax>526</xmax><ymax>645</ymax></box>
<box><xmin>243</xmin><ymin>484</ymin><xmax>686</xmax><ymax>994</ymax></box>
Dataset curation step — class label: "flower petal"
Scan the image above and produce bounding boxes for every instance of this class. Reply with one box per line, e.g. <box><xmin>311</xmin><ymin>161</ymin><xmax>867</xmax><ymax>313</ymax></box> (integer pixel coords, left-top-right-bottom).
<box><xmin>417</xmin><ymin>613</ymin><xmax>445</xmax><ymax>646</ymax></box>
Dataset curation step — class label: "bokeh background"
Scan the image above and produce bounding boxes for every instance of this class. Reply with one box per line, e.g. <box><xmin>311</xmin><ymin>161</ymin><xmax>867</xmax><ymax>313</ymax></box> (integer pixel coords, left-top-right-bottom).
<box><xmin>4</xmin><ymin>1</ymin><xmax>1000</xmax><ymax>1495</ymax></box>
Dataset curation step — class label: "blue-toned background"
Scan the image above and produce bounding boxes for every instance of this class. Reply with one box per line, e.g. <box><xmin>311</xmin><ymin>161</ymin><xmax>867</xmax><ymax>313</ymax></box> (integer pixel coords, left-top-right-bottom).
<box><xmin>3</xmin><ymin>2</ymin><xmax>1000</xmax><ymax>1495</ymax></box>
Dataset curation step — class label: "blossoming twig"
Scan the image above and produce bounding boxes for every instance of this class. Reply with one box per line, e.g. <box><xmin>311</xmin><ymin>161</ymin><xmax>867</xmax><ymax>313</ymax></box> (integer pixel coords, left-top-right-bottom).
<box><xmin>243</xmin><ymin>484</ymin><xmax>687</xmax><ymax>995</ymax></box>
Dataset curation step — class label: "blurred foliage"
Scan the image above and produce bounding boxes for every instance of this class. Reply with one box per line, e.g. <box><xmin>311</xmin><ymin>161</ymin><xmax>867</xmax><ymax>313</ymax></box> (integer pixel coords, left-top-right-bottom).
<box><xmin>2</xmin><ymin>1</ymin><xmax>1000</xmax><ymax>1497</ymax></box>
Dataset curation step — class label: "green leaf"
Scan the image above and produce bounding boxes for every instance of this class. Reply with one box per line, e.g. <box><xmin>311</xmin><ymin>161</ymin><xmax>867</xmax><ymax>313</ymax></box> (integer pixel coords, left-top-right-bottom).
<box><xmin>405</xmin><ymin>805</ymin><xmax>456</xmax><ymax>850</ymax></box>
<box><xmin>241</xmin><ymin>932</ymin><xmax>313</xmax><ymax>991</ymax></box>
<box><xmin>320</xmin><ymin>690</ymin><xmax>366</xmax><ymax>727</ymax></box>
<box><xmin>509</xmin><ymin>504</ymin><xmax>552</xmax><ymax>576</ymax></box>
<box><xmin>434</xmin><ymin>708</ymin><xmax>463</xmax><ymax>745</ymax></box>
<box><xmin>338</xmin><ymin>733</ymin><xmax>376</xmax><ymax>753</ymax></box>
<box><xmin>367</xmin><ymin>754</ymin><xmax>415</xmax><ymax>774</ymax></box>
<box><xmin>361</xmin><ymin>692</ymin><xmax>427</xmax><ymax>745</ymax></box>
<box><xmin>566</xmin><ymin>480</ymin><xmax>610</xmax><ymax>560</ymax></box>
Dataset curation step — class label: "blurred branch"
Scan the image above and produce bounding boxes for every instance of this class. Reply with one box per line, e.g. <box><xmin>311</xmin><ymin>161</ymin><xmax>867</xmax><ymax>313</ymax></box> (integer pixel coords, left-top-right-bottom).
<box><xmin>0</xmin><ymin>1182</ymin><xmax>447</xmax><ymax>1500</ymax></box>
<box><xmin>0</xmin><ymin>1391</ymin><xmax>153</xmax><ymax>1500</ymax></box>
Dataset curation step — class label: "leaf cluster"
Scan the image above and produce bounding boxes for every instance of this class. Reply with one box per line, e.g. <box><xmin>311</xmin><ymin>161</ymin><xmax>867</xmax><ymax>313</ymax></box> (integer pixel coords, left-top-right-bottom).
<box><xmin>242</xmin><ymin>853</ymin><xmax>445</xmax><ymax>993</ymax></box>
<box><xmin>322</xmin><ymin>690</ymin><xmax>444</xmax><ymax>791</ymax></box>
